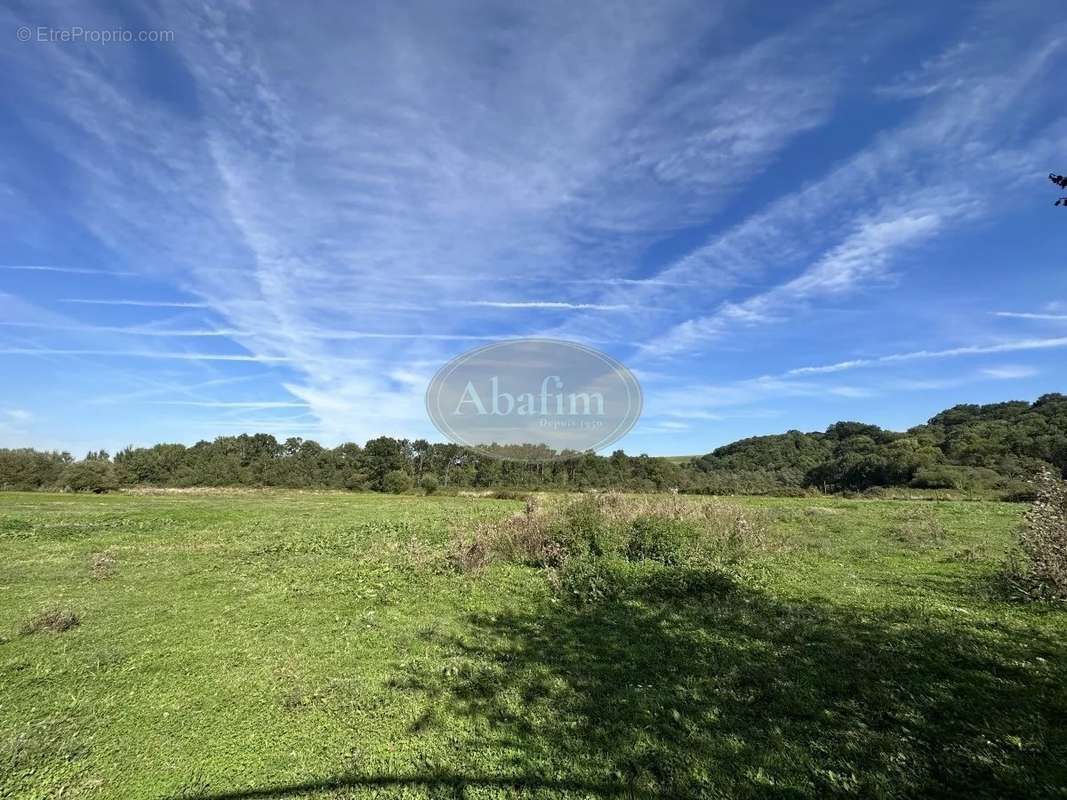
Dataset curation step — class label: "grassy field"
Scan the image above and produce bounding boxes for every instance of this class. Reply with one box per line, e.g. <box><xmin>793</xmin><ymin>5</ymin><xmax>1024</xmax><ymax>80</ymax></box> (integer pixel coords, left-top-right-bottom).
<box><xmin>1</xmin><ymin>491</ymin><xmax>1065</xmax><ymax>799</ymax></box>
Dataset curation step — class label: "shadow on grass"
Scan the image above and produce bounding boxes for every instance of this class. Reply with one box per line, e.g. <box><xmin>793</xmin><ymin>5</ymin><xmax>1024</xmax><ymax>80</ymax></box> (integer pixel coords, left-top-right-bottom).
<box><xmin>184</xmin><ymin>574</ymin><xmax>1067</xmax><ymax>799</ymax></box>
<box><xmin>173</xmin><ymin>772</ymin><xmax>627</xmax><ymax>799</ymax></box>
<box><xmin>394</xmin><ymin>579</ymin><xmax>1066</xmax><ymax>798</ymax></box>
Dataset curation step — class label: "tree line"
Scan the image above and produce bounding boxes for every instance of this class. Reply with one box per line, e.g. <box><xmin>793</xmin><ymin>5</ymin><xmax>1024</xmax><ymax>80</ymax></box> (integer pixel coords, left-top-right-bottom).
<box><xmin>692</xmin><ymin>393</ymin><xmax>1067</xmax><ymax>496</ymax></box>
<box><xmin>2</xmin><ymin>394</ymin><xmax>1065</xmax><ymax>497</ymax></box>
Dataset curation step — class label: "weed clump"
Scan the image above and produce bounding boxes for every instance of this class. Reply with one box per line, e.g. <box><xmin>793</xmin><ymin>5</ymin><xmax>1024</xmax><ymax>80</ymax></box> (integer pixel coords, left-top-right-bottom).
<box><xmin>20</xmin><ymin>607</ymin><xmax>80</xmax><ymax>635</ymax></box>
<box><xmin>490</xmin><ymin>489</ymin><xmax>532</xmax><ymax>502</ymax></box>
<box><xmin>451</xmin><ymin>493</ymin><xmax>768</xmax><ymax>604</ymax></box>
<box><xmin>892</xmin><ymin>509</ymin><xmax>947</xmax><ymax>549</ymax></box>
<box><xmin>89</xmin><ymin>550</ymin><xmax>117</xmax><ymax>579</ymax></box>
<box><xmin>627</xmin><ymin>516</ymin><xmax>688</xmax><ymax>565</ymax></box>
<box><xmin>1013</xmin><ymin>469</ymin><xmax>1067</xmax><ymax>600</ymax></box>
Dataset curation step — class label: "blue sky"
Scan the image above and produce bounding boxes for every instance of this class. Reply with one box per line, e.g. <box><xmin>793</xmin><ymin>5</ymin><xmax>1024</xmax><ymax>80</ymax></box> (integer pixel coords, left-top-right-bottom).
<box><xmin>1</xmin><ymin>0</ymin><xmax>1066</xmax><ymax>457</ymax></box>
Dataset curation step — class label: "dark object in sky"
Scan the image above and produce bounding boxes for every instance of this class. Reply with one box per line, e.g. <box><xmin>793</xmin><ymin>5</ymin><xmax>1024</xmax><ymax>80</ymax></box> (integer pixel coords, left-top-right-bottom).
<box><xmin>1051</xmin><ymin>173</ymin><xmax>1067</xmax><ymax>206</ymax></box>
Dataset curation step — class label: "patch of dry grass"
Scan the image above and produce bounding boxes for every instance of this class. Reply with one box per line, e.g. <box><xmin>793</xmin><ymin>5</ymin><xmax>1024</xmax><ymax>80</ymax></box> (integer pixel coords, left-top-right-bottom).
<box><xmin>19</xmin><ymin>607</ymin><xmax>80</xmax><ymax>635</ymax></box>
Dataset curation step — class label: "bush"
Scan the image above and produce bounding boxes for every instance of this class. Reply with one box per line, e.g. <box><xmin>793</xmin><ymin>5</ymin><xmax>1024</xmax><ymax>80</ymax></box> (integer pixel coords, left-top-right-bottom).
<box><xmin>767</xmin><ymin>486</ymin><xmax>811</xmax><ymax>498</ymax></box>
<box><xmin>490</xmin><ymin>489</ymin><xmax>531</xmax><ymax>501</ymax></box>
<box><xmin>381</xmin><ymin>470</ymin><xmax>413</xmax><ymax>494</ymax></box>
<box><xmin>1018</xmin><ymin>469</ymin><xmax>1067</xmax><ymax>600</ymax></box>
<box><xmin>910</xmin><ymin>465</ymin><xmax>965</xmax><ymax>490</ymax></box>
<box><xmin>626</xmin><ymin>562</ymin><xmax>735</xmax><ymax>599</ymax></box>
<box><xmin>558</xmin><ymin>555</ymin><xmax>629</xmax><ymax>606</ymax></box>
<box><xmin>450</xmin><ymin>493</ymin><xmax>770</xmax><ymax>601</ymax></box>
<box><xmin>341</xmin><ymin>471</ymin><xmax>369</xmax><ymax>491</ymax></box>
<box><xmin>450</xmin><ymin>498</ymin><xmax>561</xmax><ymax>572</ymax></box>
<box><xmin>419</xmin><ymin>475</ymin><xmax>439</xmax><ymax>495</ymax></box>
<box><xmin>59</xmin><ymin>460</ymin><xmax>118</xmax><ymax>493</ymax></box>
<box><xmin>548</xmin><ymin>497</ymin><xmax>628</xmax><ymax>560</ymax></box>
<box><xmin>1000</xmin><ymin>479</ymin><xmax>1037</xmax><ymax>503</ymax></box>
<box><xmin>449</xmin><ymin>534</ymin><xmax>493</xmax><ymax>573</ymax></box>
<box><xmin>626</xmin><ymin>516</ymin><xmax>687</xmax><ymax>565</ymax></box>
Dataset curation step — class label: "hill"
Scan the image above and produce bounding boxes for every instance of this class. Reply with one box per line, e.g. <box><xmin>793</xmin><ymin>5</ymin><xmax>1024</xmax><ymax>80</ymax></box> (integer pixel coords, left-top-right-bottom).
<box><xmin>692</xmin><ymin>393</ymin><xmax>1067</xmax><ymax>494</ymax></box>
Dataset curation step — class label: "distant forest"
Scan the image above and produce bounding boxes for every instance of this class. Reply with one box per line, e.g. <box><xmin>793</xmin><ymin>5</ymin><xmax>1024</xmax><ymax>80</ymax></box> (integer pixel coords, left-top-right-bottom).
<box><xmin>2</xmin><ymin>394</ymin><xmax>1065</xmax><ymax>498</ymax></box>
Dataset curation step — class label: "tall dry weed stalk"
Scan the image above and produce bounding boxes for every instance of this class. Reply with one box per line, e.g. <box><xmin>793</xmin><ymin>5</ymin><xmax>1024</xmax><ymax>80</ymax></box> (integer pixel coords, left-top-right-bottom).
<box><xmin>1018</xmin><ymin>469</ymin><xmax>1067</xmax><ymax>600</ymax></box>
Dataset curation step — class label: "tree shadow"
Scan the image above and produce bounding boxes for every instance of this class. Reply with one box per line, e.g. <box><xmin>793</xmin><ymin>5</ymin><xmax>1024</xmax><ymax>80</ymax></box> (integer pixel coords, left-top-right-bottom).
<box><xmin>180</xmin><ymin>573</ymin><xmax>1067</xmax><ymax>799</ymax></box>
<box><xmin>389</xmin><ymin>577</ymin><xmax>1067</xmax><ymax>798</ymax></box>
<box><xmin>173</xmin><ymin>771</ymin><xmax>628</xmax><ymax>799</ymax></box>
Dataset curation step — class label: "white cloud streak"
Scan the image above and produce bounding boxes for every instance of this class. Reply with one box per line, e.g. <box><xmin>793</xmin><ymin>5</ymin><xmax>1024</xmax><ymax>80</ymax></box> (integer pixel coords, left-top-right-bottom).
<box><xmin>0</xmin><ymin>265</ymin><xmax>136</xmax><ymax>276</ymax></box>
<box><xmin>994</xmin><ymin>312</ymin><xmax>1067</xmax><ymax>321</ymax></box>
<box><xmin>980</xmin><ymin>365</ymin><xmax>1040</xmax><ymax>379</ymax></box>
<box><xmin>454</xmin><ymin>301</ymin><xmax>631</xmax><ymax>311</ymax></box>
<box><xmin>148</xmin><ymin>400</ymin><xmax>309</xmax><ymax>408</ymax></box>
<box><xmin>787</xmin><ymin>337</ymin><xmax>1067</xmax><ymax>376</ymax></box>
<box><xmin>59</xmin><ymin>299</ymin><xmax>210</xmax><ymax>308</ymax></box>
<box><xmin>625</xmin><ymin>21</ymin><xmax>1065</xmax><ymax>359</ymax></box>
<box><xmin>0</xmin><ymin>348</ymin><xmax>293</xmax><ymax>362</ymax></box>
<box><xmin>1</xmin><ymin>321</ymin><xmax>247</xmax><ymax>337</ymax></box>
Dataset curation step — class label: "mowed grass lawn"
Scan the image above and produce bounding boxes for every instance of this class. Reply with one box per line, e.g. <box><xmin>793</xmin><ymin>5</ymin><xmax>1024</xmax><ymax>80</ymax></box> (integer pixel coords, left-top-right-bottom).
<box><xmin>1</xmin><ymin>491</ymin><xmax>1065</xmax><ymax>799</ymax></box>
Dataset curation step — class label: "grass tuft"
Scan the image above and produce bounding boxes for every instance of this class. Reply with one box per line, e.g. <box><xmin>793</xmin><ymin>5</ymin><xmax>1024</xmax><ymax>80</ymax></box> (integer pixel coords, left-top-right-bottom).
<box><xmin>19</xmin><ymin>607</ymin><xmax>80</xmax><ymax>635</ymax></box>
<box><xmin>89</xmin><ymin>550</ymin><xmax>117</xmax><ymax>579</ymax></box>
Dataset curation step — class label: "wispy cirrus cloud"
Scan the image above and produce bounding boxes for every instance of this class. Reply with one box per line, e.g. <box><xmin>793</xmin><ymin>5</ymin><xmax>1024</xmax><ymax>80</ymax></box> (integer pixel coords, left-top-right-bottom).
<box><xmin>787</xmin><ymin>336</ymin><xmax>1067</xmax><ymax>376</ymax></box>
<box><xmin>2</xmin><ymin>0</ymin><xmax>873</xmax><ymax>443</ymax></box>
<box><xmin>0</xmin><ymin>265</ymin><xmax>135</xmax><ymax>276</ymax></box>
<box><xmin>0</xmin><ymin>321</ymin><xmax>534</xmax><ymax>342</ymax></box>
<box><xmin>607</xmin><ymin>15</ymin><xmax>1065</xmax><ymax>360</ymax></box>
<box><xmin>1</xmin><ymin>321</ymin><xmax>247</xmax><ymax>337</ymax></box>
<box><xmin>454</xmin><ymin>301</ymin><xmax>631</xmax><ymax>311</ymax></box>
<box><xmin>994</xmin><ymin>311</ymin><xmax>1067</xmax><ymax>321</ymax></box>
<box><xmin>3</xmin><ymin>0</ymin><xmax>1065</xmax><ymax>452</ymax></box>
<box><xmin>59</xmin><ymin>299</ymin><xmax>210</xmax><ymax>308</ymax></box>
<box><xmin>638</xmin><ymin>210</ymin><xmax>949</xmax><ymax>355</ymax></box>
<box><xmin>0</xmin><ymin>348</ymin><xmax>294</xmax><ymax>363</ymax></box>
<box><xmin>148</xmin><ymin>400</ymin><xmax>309</xmax><ymax>409</ymax></box>
<box><xmin>981</xmin><ymin>365</ymin><xmax>1040</xmax><ymax>380</ymax></box>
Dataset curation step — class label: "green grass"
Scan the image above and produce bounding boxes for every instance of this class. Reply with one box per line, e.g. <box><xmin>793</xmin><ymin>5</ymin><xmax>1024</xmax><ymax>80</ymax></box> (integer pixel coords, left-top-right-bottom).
<box><xmin>659</xmin><ymin>456</ymin><xmax>699</xmax><ymax>465</ymax></box>
<box><xmin>1</xmin><ymin>491</ymin><xmax>1065</xmax><ymax>798</ymax></box>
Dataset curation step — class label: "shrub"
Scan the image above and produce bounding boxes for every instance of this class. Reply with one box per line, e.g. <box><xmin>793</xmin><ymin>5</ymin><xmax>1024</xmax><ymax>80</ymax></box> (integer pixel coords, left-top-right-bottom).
<box><xmin>1018</xmin><ymin>469</ymin><xmax>1067</xmax><ymax>600</ymax></box>
<box><xmin>558</xmin><ymin>555</ymin><xmax>629</xmax><ymax>606</ymax></box>
<box><xmin>381</xmin><ymin>470</ymin><xmax>413</xmax><ymax>494</ymax></box>
<box><xmin>767</xmin><ymin>486</ymin><xmax>811</xmax><ymax>498</ymax></box>
<box><xmin>1000</xmin><ymin>479</ymin><xmax>1037</xmax><ymax>503</ymax></box>
<box><xmin>626</xmin><ymin>516</ymin><xmax>687</xmax><ymax>565</ymax></box>
<box><xmin>450</xmin><ymin>493</ymin><xmax>770</xmax><ymax>602</ymax></box>
<box><xmin>627</xmin><ymin>562</ymin><xmax>735</xmax><ymax>599</ymax></box>
<box><xmin>419</xmin><ymin>475</ymin><xmax>439</xmax><ymax>495</ymax></box>
<box><xmin>693</xmin><ymin>504</ymin><xmax>768</xmax><ymax>565</ymax></box>
<box><xmin>450</xmin><ymin>497</ymin><xmax>561</xmax><ymax>572</ymax></box>
<box><xmin>449</xmin><ymin>534</ymin><xmax>493</xmax><ymax>573</ymax></box>
<box><xmin>341</xmin><ymin>471</ymin><xmax>369</xmax><ymax>491</ymax></box>
<box><xmin>59</xmin><ymin>461</ymin><xmax>118</xmax><ymax>493</ymax></box>
<box><xmin>20</xmin><ymin>608</ymin><xmax>80</xmax><ymax>635</ymax></box>
<box><xmin>550</xmin><ymin>497</ymin><xmax>628</xmax><ymax>560</ymax></box>
<box><xmin>490</xmin><ymin>489</ymin><xmax>530</xmax><ymax>501</ymax></box>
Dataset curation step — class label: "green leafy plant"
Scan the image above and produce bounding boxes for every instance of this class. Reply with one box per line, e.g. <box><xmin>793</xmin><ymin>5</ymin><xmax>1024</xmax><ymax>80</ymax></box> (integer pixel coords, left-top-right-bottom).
<box><xmin>626</xmin><ymin>515</ymin><xmax>688</xmax><ymax>565</ymax></box>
